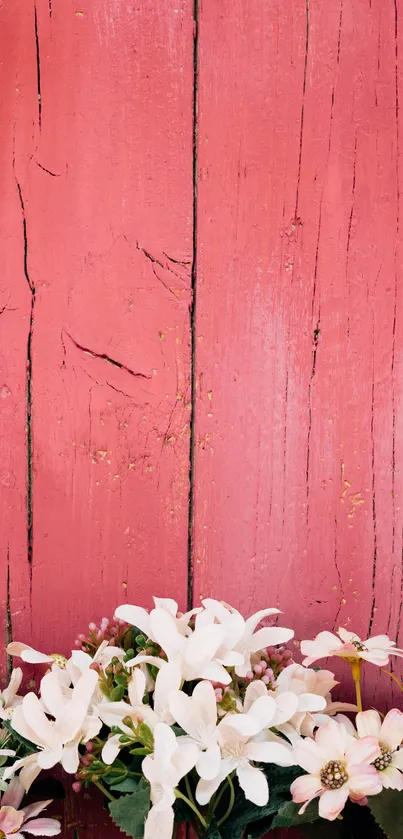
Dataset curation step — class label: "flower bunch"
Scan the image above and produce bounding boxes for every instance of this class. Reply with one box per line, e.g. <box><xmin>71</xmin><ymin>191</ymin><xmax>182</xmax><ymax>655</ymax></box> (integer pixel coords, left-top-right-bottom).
<box><xmin>3</xmin><ymin>600</ymin><xmax>403</xmax><ymax>838</ymax></box>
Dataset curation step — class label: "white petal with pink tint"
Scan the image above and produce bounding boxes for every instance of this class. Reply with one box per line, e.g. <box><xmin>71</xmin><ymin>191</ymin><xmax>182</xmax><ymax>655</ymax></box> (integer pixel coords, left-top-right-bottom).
<box><xmin>318</xmin><ymin>787</ymin><xmax>349</xmax><ymax>821</ymax></box>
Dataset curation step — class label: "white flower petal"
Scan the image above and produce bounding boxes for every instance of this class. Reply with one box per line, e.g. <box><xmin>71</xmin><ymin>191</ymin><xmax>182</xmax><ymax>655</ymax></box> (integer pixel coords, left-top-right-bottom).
<box><xmin>114</xmin><ymin>605</ymin><xmax>153</xmax><ymax>639</ymax></box>
<box><xmin>21</xmin><ymin>801</ymin><xmax>52</xmax><ymax>821</ymax></box>
<box><xmin>356</xmin><ymin>710</ymin><xmax>382</xmax><ymax>740</ymax></box>
<box><xmin>128</xmin><ymin>669</ymin><xmax>147</xmax><ymax>707</ymax></box>
<box><xmin>250</xmin><ymin>627</ymin><xmax>294</xmax><ymax>653</ymax></box>
<box><xmin>380</xmin><ymin>710</ymin><xmax>403</xmax><ymax>751</ymax></box>
<box><xmin>346</xmin><ymin>736</ymin><xmax>380</xmax><ymax>767</ymax></box>
<box><xmin>150</xmin><ymin>610</ymin><xmax>185</xmax><ymax>658</ymax></box>
<box><xmin>171</xmin><ymin>743</ymin><xmax>199</xmax><ymax>781</ymax></box>
<box><xmin>22</xmin><ymin>817</ymin><xmax>61</xmax><ymax>836</ymax></box>
<box><xmin>196</xmin><ymin>744</ymin><xmax>221</xmax><ymax>780</ymax></box>
<box><xmin>246</xmin><ymin>740</ymin><xmax>294</xmax><ymax>766</ymax></box>
<box><xmin>168</xmin><ymin>691</ymin><xmax>201</xmax><ymax>739</ymax></box>
<box><xmin>37</xmin><ymin>746</ymin><xmax>63</xmax><ymax>770</ymax></box>
<box><xmin>21</xmin><ymin>695</ymin><xmax>57</xmax><ymax>748</ymax></box>
<box><xmin>192</xmin><ymin>681</ymin><xmax>218</xmax><ymax>730</ymax></box>
<box><xmin>237</xmin><ymin>765</ymin><xmax>268</xmax><ymax>806</ymax></box>
<box><xmin>61</xmin><ymin>741</ymin><xmax>80</xmax><ymax>774</ymax></box>
<box><xmin>293</xmin><ymin>739</ymin><xmax>323</xmax><ymax>774</ymax></box>
<box><xmin>102</xmin><ymin>734</ymin><xmax>122</xmax><ymax>765</ymax></box>
<box><xmin>153</xmin><ymin>598</ymin><xmax>178</xmax><ymax>616</ymax></box>
<box><xmin>198</xmin><ymin>661</ymin><xmax>232</xmax><ymax>685</ymax></box>
<box><xmin>291</xmin><ymin>773</ymin><xmax>322</xmax><ymax>803</ymax></box>
<box><xmin>245</xmin><ymin>609</ymin><xmax>281</xmax><ymax>634</ymax></box>
<box><xmin>153</xmin><ymin>662</ymin><xmax>182</xmax><ymax>722</ymax></box>
<box><xmin>40</xmin><ymin>672</ymin><xmax>66</xmax><ymax>719</ymax></box>
<box><xmin>185</xmin><ymin>624</ymin><xmax>223</xmax><ymax>667</ymax></box>
<box><xmin>71</xmin><ymin>670</ymin><xmax>98</xmax><ymax>708</ymax></box>
<box><xmin>318</xmin><ymin>786</ymin><xmax>349</xmax><ymax>820</ymax></box>
<box><xmin>244</xmin><ymin>681</ymin><xmax>267</xmax><ymax>712</ymax></box>
<box><xmin>297</xmin><ymin>693</ymin><xmax>327</xmax><ymax>713</ymax></box>
<box><xmin>382</xmin><ymin>766</ymin><xmax>403</xmax><ymax>790</ymax></box>
<box><xmin>2</xmin><ymin>777</ymin><xmax>25</xmax><ymax>808</ymax></box>
<box><xmin>2</xmin><ymin>669</ymin><xmax>23</xmax><ymax>707</ymax></box>
<box><xmin>348</xmin><ymin>763</ymin><xmax>382</xmax><ymax>796</ymax></box>
<box><xmin>144</xmin><ymin>805</ymin><xmax>174</xmax><ymax>839</ymax></box>
<box><xmin>272</xmin><ymin>692</ymin><xmax>299</xmax><ymax>725</ymax></box>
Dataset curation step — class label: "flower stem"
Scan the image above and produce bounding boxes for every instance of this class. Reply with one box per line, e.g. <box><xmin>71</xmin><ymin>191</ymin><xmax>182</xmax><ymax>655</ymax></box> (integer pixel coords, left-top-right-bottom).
<box><xmin>381</xmin><ymin>668</ymin><xmax>403</xmax><ymax>693</ymax></box>
<box><xmin>175</xmin><ymin>790</ymin><xmax>207</xmax><ymax>829</ymax></box>
<box><xmin>350</xmin><ymin>661</ymin><xmax>363</xmax><ymax>712</ymax></box>
<box><xmin>217</xmin><ymin>775</ymin><xmax>235</xmax><ymax>827</ymax></box>
<box><xmin>94</xmin><ymin>780</ymin><xmax>116</xmax><ymax>802</ymax></box>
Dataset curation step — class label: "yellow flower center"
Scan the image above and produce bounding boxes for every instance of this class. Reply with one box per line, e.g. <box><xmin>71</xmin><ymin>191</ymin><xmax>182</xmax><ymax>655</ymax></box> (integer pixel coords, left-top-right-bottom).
<box><xmin>320</xmin><ymin>760</ymin><xmax>348</xmax><ymax>790</ymax></box>
<box><xmin>51</xmin><ymin>654</ymin><xmax>67</xmax><ymax>668</ymax></box>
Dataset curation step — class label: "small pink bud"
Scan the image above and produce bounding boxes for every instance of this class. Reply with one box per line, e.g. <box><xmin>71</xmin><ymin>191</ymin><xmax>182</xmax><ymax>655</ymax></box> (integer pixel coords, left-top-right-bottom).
<box><xmin>261</xmin><ymin>674</ymin><xmax>270</xmax><ymax>684</ymax></box>
<box><xmin>266</xmin><ymin>646</ymin><xmax>275</xmax><ymax>656</ymax></box>
<box><xmin>270</xmin><ymin>654</ymin><xmax>279</xmax><ymax>664</ymax></box>
<box><xmin>260</xmin><ymin>660</ymin><xmax>267</xmax><ymax>671</ymax></box>
<box><xmin>86</xmin><ymin>742</ymin><xmax>94</xmax><ymax>752</ymax></box>
<box><xmin>110</xmin><ymin>627</ymin><xmax>117</xmax><ymax>635</ymax></box>
<box><xmin>223</xmin><ymin>686</ymin><xmax>230</xmax><ymax>694</ymax></box>
<box><xmin>72</xmin><ymin>782</ymin><xmax>82</xmax><ymax>793</ymax></box>
<box><xmin>74</xmin><ymin>640</ymin><xmax>81</xmax><ymax>647</ymax></box>
<box><xmin>81</xmin><ymin>755</ymin><xmax>91</xmax><ymax>766</ymax></box>
<box><xmin>89</xmin><ymin>622</ymin><xmax>97</xmax><ymax>631</ymax></box>
<box><xmin>283</xmin><ymin>649</ymin><xmax>293</xmax><ymax>661</ymax></box>
<box><xmin>277</xmin><ymin>654</ymin><xmax>283</xmax><ymax>664</ymax></box>
<box><xmin>214</xmin><ymin>689</ymin><xmax>223</xmax><ymax>702</ymax></box>
<box><xmin>78</xmin><ymin>634</ymin><xmax>86</xmax><ymax>642</ymax></box>
<box><xmin>245</xmin><ymin>671</ymin><xmax>254</xmax><ymax>681</ymax></box>
<box><xmin>254</xmin><ymin>665</ymin><xmax>263</xmax><ymax>676</ymax></box>
<box><xmin>266</xmin><ymin>668</ymin><xmax>274</xmax><ymax>681</ymax></box>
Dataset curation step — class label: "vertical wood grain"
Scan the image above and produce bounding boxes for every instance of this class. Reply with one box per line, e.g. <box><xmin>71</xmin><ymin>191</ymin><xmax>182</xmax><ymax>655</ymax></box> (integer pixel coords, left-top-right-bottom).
<box><xmin>193</xmin><ymin>0</ymin><xmax>403</xmax><ymax>706</ymax></box>
<box><xmin>1</xmin><ymin>0</ymin><xmax>194</xmax><ymax>835</ymax></box>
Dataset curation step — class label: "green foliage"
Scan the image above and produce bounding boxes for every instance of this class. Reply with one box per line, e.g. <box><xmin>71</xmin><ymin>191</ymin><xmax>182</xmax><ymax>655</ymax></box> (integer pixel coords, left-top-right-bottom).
<box><xmin>204</xmin><ymin>821</ymin><xmax>222</xmax><ymax>838</ymax></box>
<box><xmin>109</xmin><ymin>776</ymin><xmax>139</xmax><ymax>793</ymax></box>
<box><xmin>271</xmin><ymin>799</ymin><xmax>319</xmax><ymax>829</ymax></box>
<box><xmin>109</xmin><ymin>778</ymin><xmax>151</xmax><ymax>838</ymax></box>
<box><xmin>368</xmin><ymin>789</ymin><xmax>403</xmax><ymax>839</ymax></box>
<box><xmin>3</xmin><ymin>720</ymin><xmax>38</xmax><ymax>753</ymax></box>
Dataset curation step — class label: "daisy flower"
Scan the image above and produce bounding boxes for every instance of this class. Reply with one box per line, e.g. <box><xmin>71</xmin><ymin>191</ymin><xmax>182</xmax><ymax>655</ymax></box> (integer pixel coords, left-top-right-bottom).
<box><xmin>291</xmin><ymin>719</ymin><xmax>382</xmax><ymax>820</ymax></box>
<box><xmin>301</xmin><ymin>628</ymin><xmax>403</xmax><ymax>668</ymax></box>
<box><xmin>356</xmin><ymin>710</ymin><xmax>403</xmax><ymax>790</ymax></box>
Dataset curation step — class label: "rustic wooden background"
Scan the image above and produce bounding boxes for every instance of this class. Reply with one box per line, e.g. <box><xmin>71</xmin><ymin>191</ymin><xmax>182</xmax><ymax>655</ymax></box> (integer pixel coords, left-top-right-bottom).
<box><xmin>1</xmin><ymin>0</ymin><xmax>403</xmax><ymax>835</ymax></box>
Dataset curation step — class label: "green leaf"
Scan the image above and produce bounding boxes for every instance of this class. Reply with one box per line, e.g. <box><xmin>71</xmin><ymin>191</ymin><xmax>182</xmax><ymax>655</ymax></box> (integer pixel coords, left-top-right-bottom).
<box><xmin>271</xmin><ymin>799</ymin><xmax>320</xmax><ymax>829</ymax></box>
<box><xmin>174</xmin><ymin>795</ymin><xmax>193</xmax><ymax>824</ymax></box>
<box><xmin>110</xmin><ymin>776</ymin><xmax>139</xmax><ymax>793</ymax></box>
<box><xmin>110</xmin><ymin>685</ymin><xmax>125</xmax><ymax>702</ymax></box>
<box><xmin>137</xmin><ymin>723</ymin><xmax>154</xmax><ymax>750</ymax></box>
<box><xmin>368</xmin><ymin>789</ymin><xmax>403</xmax><ymax>839</ymax></box>
<box><xmin>3</xmin><ymin>720</ymin><xmax>38</xmax><ymax>753</ymax></box>
<box><xmin>220</xmin><ymin>789</ymin><xmax>285</xmax><ymax>839</ymax></box>
<box><xmin>203</xmin><ymin>821</ymin><xmax>222</xmax><ymax>838</ymax></box>
<box><xmin>109</xmin><ymin>778</ymin><xmax>151</xmax><ymax>838</ymax></box>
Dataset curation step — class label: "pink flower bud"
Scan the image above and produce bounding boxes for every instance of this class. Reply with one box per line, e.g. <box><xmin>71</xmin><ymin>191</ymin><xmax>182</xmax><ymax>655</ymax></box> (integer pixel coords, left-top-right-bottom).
<box><xmin>74</xmin><ymin>640</ymin><xmax>81</xmax><ymax>647</ymax></box>
<box><xmin>86</xmin><ymin>742</ymin><xmax>94</xmax><ymax>752</ymax></box>
<box><xmin>266</xmin><ymin>668</ymin><xmax>274</xmax><ymax>681</ymax></box>
<box><xmin>78</xmin><ymin>634</ymin><xmax>86</xmax><ymax>642</ymax></box>
<box><xmin>261</xmin><ymin>674</ymin><xmax>270</xmax><ymax>684</ymax></box>
<box><xmin>81</xmin><ymin>755</ymin><xmax>91</xmax><ymax>766</ymax></box>
<box><xmin>254</xmin><ymin>665</ymin><xmax>263</xmax><ymax>676</ymax></box>
<box><xmin>89</xmin><ymin>622</ymin><xmax>97</xmax><ymax>631</ymax></box>
<box><xmin>270</xmin><ymin>654</ymin><xmax>279</xmax><ymax>664</ymax></box>
<box><xmin>223</xmin><ymin>686</ymin><xmax>230</xmax><ymax>694</ymax></box>
<box><xmin>283</xmin><ymin>649</ymin><xmax>293</xmax><ymax>661</ymax></box>
<box><xmin>260</xmin><ymin>660</ymin><xmax>267</xmax><ymax>672</ymax></box>
<box><xmin>214</xmin><ymin>689</ymin><xmax>223</xmax><ymax>702</ymax></box>
<box><xmin>266</xmin><ymin>646</ymin><xmax>275</xmax><ymax>656</ymax></box>
<box><xmin>72</xmin><ymin>782</ymin><xmax>82</xmax><ymax>793</ymax></box>
<box><xmin>245</xmin><ymin>671</ymin><xmax>254</xmax><ymax>681</ymax></box>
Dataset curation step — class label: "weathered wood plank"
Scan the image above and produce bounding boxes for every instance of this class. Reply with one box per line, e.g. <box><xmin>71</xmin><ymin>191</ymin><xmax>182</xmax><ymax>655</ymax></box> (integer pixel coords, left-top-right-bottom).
<box><xmin>193</xmin><ymin>0</ymin><xmax>403</xmax><ymax>708</ymax></box>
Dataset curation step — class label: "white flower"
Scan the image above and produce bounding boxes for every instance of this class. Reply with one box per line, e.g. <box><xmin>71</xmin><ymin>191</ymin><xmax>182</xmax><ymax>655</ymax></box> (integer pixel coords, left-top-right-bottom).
<box><xmin>69</xmin><ymin>640</ymin><xmax>125</xmax><ymax>677</ymax></box>
<box><xmin>196</xmin><ymin>710</ymin><xmax>294</xmax><ymax>807</ymax></box>
<box><xmin>168</xmin><ymin>681</ymin><xmax>221</xmax><ymax>780</ymax></box>
<box><xmin>127</xmin><ymin>614</ymin><xmax>233</xmax><ymax>684</ymax></box>
<box><xmin>274</xmin><ymin>664</ymin><xmax>356</xmax><ymax>742</ymax></box>
<box><xmin>301</xmin><ymin>629</ymin><xmax>403</xmax><ymax>668</ymax></box>
<box><xmin>0</xmin><ymin>669</ymin><xmax>23</xmax><ymax>721</ymax></box>
<box><xmin>5</xmin><ymin>670</ymin><xmax>101</xmax><ymax>787</ymax></box>
<box><xmin>115</xmin><ymin>598</ymin><xmax>201</xmax><ymax>641</ymax></box>
<box><xmin>6</xmin><ymin>643</ymin><xmax>67</xmax><ymax>668</ymax></box>
<box><xmin>291</xmin><ymin>719</ymin><xmax>382</xmax><ymax>820</ymax></box>
<box><xmin>195</xmin><ymin>600</ymin><xmax>246</xmax><ymax>668</ymax></box>
<box><xmin>233</xmin><ymin>680</ymin><xmax>300</xmax><ymax>732</ymax></box>
<box><xmin>98</xmin><ymin>665</ymin><xmax>181</xmax><ymax>765</ymax></box>
<box><xmin>142</xmin><ymin>723</ymin><xmax>199</xmax><ymax>839</ymax></box>
<box><xmin>233</xmin><ymin>609</ymin><xmax>294</xmax><ymax>678</ymax></box>
<box><xmin>356</xmin><ymin>709</ymin><xmax>403</xmax><ymax>790</ymax></box>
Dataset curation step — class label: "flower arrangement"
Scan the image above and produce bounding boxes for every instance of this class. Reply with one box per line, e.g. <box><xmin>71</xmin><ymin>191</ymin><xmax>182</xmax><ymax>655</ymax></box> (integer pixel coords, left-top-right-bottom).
<box><xmin>1</xmin><ymin>598</ymin><xmax>403</xmax><ymax>839</ymax></box>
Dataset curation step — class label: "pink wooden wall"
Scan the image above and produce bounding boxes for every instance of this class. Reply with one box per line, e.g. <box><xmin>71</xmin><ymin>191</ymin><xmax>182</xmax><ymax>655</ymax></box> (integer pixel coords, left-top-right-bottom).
<box><xmin>1</xmin><ymin>0</ymin><xmax>403</xmax><ymax>835</ymax></box>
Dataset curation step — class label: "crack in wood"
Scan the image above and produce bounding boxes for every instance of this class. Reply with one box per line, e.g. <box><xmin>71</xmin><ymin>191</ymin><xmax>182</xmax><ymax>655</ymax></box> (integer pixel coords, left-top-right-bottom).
<box><xmin>65</xmin><ymin>332</ymin><xmax>152</xmax><ymax>380</ymax></box>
